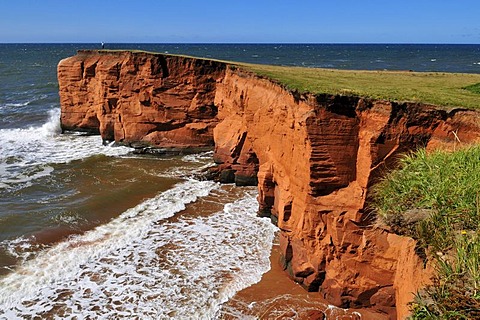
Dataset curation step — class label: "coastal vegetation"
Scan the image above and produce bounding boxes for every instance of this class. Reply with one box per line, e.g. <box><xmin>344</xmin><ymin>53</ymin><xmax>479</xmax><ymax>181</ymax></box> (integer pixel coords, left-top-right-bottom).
<box><xmin>373</xmin><ymin>145</ymin><xmax>480</xmax><ymax>319</ymax></box>
<box><xmin>242</xmin><ymin>64</ymin><xmax>480</xmax><ymax>110</ymax></box>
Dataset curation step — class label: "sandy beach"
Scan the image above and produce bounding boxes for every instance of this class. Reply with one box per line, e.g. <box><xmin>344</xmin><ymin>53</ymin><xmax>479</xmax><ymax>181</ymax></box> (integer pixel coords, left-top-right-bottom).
<box><xmin>221</xmin><ymin>236</ymin><xmax>388</xmax><ymax>319</ymax></box>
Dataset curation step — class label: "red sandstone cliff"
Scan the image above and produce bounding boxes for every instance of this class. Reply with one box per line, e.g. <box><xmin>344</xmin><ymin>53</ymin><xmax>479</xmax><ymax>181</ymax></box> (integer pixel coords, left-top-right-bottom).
<box><xmin>213</xmin><ymin>69</ymin><xmax>480</xmax><ymax>319</ymax></box>
<box><xmin>58</xmin><ymin>50</ymin><xmax>225</xmax><ymax>148</ymax></box>
<box><xmin>58</xmin><ymin>50</ymin><xmax>480</xmax><ymax>319</ymax></box>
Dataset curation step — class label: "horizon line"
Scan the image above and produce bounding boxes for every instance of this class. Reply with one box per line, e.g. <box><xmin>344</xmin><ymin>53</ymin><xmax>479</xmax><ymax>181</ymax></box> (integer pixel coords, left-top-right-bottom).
<box><xmin>1</xmin><ymin>42</ymin><xmax>480</xmax><ymax>46</ymax></box>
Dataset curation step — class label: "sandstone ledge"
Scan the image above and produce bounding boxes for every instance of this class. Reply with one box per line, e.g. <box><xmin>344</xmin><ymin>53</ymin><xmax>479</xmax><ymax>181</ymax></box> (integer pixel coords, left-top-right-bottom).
<box><xmin>58</xmin><ymin>50</ymin><xmax>480</xmax><ymax>319</ymax></box>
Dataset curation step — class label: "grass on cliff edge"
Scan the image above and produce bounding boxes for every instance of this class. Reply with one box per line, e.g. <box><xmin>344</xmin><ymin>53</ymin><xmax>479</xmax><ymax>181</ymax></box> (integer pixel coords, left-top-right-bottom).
<box><xmin>242</xmin><ymin>64</ymin><xmax>480</xmax><ymax>110</ymax></box>
<box><xmin>372</xmin><ymin>145</ymin><xmax>480</xmax><ymax>319</ymax></box>
<box><xmin>92</xmin><ymin>50</ymin><xmax>480</xmax><ymax>109</ymax></box>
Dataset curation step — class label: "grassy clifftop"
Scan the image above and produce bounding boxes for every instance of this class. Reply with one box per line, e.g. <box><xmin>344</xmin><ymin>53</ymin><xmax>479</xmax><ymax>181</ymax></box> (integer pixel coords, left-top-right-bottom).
<box><xmin>242</xmin><ymin>63</ymin><xmax>480</xmax><ymax>110</ymax></box>
<box><xmin>90</xmin><ymin>50</ymin><xmax>480</xmax><ymax>109</ymax></box>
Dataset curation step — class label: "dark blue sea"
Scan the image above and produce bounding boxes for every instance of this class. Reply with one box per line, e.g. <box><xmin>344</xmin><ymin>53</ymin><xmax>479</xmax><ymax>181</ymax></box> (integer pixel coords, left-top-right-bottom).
<box><xmin>0</xmin><ymin>43</ymin><xmax>479</xmax><ymax>318</ymax></box>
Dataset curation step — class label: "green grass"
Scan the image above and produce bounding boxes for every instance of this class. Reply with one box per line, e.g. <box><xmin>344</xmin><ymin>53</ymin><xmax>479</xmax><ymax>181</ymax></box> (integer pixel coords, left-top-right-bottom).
<box><xmin>464</xmin><ymin>82</ymin><xmax>480</xmax><ymax>95</ymax></box>
<box><xmin>82</xmin><ymin>50</ymin><xmax>480</xmax><ymax>109</ymax></box>
<box><xmin>372</xmin><ymin>146</ymin><xmax>480</xmax><ymax>319</ymax></box>
<box><xmin>240</xmin><ymin>64</ymin><xmax>480</xmax><ymax>110</ymax></box>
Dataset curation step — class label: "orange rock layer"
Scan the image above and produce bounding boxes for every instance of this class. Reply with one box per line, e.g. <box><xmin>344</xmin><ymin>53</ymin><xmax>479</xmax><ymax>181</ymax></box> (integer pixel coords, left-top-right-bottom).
<box><xmin>58</xmin><ymin>51</ymin><xmax>480</xmax><ymax>319</ymax></box>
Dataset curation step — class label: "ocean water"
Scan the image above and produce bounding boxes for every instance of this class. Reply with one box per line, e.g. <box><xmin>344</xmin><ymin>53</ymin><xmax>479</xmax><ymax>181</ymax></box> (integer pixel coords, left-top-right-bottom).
<box><xmin>0</xmin><ymin>43</ymin><xmax>479</xmax><ymax>319</ymax></box>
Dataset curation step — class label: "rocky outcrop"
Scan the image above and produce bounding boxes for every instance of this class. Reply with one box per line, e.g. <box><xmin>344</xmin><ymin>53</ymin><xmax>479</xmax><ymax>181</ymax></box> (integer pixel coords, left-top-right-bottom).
<box><xmin>58</xmin><ymin>50</ymin><xmax>225</xmax><ymax>148</ymax></box>
<box><xmin>58</xmin><ymin>50</ymin><xmax>480</xmax><ymax>319</ymax></box>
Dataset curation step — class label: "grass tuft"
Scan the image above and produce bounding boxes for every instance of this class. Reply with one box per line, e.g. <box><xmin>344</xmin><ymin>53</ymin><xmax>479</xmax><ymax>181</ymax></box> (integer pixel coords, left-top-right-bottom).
<box><xmin>372</xmin><ymin>145</ymin><xmax>480</xmax><ymax>319</ymax></box>
<box><xmin>464</xmin><ymin>82</ymin><xmax>480</xmax><ymax>95</ymax></box>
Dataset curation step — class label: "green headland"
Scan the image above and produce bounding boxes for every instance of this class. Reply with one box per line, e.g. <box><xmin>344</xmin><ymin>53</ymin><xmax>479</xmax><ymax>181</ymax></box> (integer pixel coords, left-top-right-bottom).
<box><xmin>94</xmin><ymin>50</ymin><xmax>480</xmax><ymax>110</ymax></box>
<box><xmin>236</xmin><ymin>59</ymin><xmax>480</xmax><ymax>317</ymax></box>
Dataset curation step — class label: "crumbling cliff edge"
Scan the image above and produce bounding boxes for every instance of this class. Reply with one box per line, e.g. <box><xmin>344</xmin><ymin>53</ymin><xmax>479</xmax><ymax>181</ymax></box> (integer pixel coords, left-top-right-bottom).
<box><xmin>58</xmin><ymin>50</ymin><xmax>480</xmax><ymax>319</ymax></box>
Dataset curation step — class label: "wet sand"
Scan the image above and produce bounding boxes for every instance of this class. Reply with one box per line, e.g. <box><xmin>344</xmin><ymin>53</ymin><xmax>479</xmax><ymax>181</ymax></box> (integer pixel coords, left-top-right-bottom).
<box><xmin>221</xmin><ymin>237</ymin><xmax>389</xmax><ymax>320</ymax></box>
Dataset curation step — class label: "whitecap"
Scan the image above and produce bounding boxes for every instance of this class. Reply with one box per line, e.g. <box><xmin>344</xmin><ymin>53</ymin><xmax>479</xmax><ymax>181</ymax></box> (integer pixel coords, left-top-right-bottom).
<box><xmin>51</xmin><ymin>211</ymin><xmax>88</xmax><ymax>229</ymax></box>
<box><xmin>221</xmin><ymin>294</ymin><xmax>359</xmax><ymax>319</ymax></box>
<box><xmin>0</xmin><ymin>165</ymin><xmax>54</xmax><ymax>189</ymax></box>
<box><xmin>3</xmin><ymin>94</ymin><xmax>49</xmax><ymax>109</ymax></box>
<box><xmin>181</xmin><ymin>150</ymin><xmax>214</xmax><ymax>163</ymax></box>
<box><xmin>4</xmin><ymin>101</ymin><xmax>31</xmax><ymax>107</ymax></box>
<box><xmin>150</xmin><ymin>151</ymin><xmax>216</xmax><ymax>179</ymax></box>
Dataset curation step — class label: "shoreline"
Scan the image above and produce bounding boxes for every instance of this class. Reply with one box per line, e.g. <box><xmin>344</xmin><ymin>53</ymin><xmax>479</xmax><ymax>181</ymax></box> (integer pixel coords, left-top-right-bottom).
<box><xmin>221</xmin><ymin>236</ymin><xmax>388</xmax><ymax>319</ymax></box>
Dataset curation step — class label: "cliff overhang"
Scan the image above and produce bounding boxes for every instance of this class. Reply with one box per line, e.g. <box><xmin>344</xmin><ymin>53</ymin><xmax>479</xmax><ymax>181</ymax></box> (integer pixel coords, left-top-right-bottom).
<box><xmin>58</xmin><ymin>50</ymin><xmax>480</xmax><ymax>319</ymax></box>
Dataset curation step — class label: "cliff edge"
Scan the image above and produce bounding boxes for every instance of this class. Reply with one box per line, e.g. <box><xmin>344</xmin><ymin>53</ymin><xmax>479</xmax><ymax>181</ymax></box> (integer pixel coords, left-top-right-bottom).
<box><xmin>58</xmin><ymin>50</ymin><xmax>480</xmax><ymax>319</ymax></box>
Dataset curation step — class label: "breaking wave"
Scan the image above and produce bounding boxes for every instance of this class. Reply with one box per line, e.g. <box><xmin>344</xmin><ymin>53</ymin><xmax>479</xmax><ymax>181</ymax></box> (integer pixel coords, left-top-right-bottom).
<box><xmin>0</xmin><ymin>181</ymin><xmax>275</xmax><ymax>319</ymax></box>
<box><xmin>0</xmin><ymin>108</ymin><xmax>132</xmax><ymax>190</ymax></box>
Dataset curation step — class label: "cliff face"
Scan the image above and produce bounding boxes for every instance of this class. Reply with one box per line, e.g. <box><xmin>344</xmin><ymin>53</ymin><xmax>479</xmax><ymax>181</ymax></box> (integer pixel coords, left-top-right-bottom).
<box><xmin>58</xmin><ymin>50</ymin><xmax>225</xmax><ymax>148</ymax></box>
<box><xmin>58</xmin><ymin>51</ymin><xmax>480</xmax><ymax>319</ymax></box>
<box><xmin>213</xmin><ymin>68</ymin><xmax>480</xmax><ymax>318</ymax></box>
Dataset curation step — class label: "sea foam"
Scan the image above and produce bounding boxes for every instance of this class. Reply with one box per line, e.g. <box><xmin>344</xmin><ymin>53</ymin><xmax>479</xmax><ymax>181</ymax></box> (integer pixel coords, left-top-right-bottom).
<box><xmin>0</xmin><ymin>108</ymin><xmax>132</xmax><ymax>190</ymax></box>
<box><xmin>0</xmin><ymin>180</ymin><xmax>276</xmax><ymax>319</ymax></box>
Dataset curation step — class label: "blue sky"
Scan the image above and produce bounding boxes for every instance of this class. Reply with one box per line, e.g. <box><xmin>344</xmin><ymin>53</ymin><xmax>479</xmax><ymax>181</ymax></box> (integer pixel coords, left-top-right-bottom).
<box><xmin>1</xmin><ymin>0</ymin><xmax>479</xmax><ymax>43</ymax></box>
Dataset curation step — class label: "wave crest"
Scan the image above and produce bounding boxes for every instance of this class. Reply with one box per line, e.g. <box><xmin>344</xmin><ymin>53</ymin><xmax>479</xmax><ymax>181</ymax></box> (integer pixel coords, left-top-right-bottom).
<box><xmin>0</xmin><ymin>108</ymin><xmax>132</xmax><ymax>190</ymax></box>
